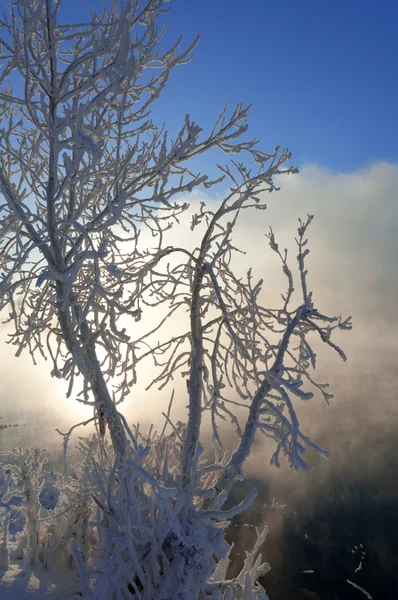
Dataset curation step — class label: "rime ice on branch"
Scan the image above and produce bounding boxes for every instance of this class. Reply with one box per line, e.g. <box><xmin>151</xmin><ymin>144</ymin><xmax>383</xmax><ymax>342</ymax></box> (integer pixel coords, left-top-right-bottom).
<box><xmin>0</xmin><ymin>1</ymin><xmax>351</xmax><ymax>598</ymax></box>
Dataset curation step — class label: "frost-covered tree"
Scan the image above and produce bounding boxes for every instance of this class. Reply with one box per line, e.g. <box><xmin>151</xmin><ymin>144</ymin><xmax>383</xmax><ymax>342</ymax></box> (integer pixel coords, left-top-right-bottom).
<box><xmin>0</xmin><ymin>1</ymin><xmax>351</xmax><ymax>598</ymax></box>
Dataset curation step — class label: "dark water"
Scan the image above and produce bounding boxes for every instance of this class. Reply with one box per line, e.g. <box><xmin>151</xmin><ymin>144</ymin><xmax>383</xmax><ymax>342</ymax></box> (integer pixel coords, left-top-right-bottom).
<box><xmin>225</xmin><ymin>469</ymin><xmax>398</xmax><ymax>600</ymax></box>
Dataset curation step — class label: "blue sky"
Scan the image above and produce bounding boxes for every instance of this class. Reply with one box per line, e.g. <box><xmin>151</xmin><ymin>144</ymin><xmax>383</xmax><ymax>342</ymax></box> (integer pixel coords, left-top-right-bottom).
<box><xmin>62</xmin><ymin>0</ymin><xmax>397</xmax><ymax>172</ymax></box>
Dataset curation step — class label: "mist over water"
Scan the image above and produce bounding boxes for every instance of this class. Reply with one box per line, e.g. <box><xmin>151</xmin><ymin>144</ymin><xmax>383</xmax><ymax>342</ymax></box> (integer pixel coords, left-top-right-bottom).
<box><xmin>1</xmin><ymin>162</ymin><xmax>397</xmax><ymax>597</ymax></box>
<box><xmin>225</xmin><ymin>162</ymin><xmax>398</xmax><ymax>598</ymax></box>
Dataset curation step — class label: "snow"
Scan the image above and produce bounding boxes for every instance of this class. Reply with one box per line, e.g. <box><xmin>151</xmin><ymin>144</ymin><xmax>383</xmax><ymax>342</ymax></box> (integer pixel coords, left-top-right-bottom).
<box><xmin>346</xmin><ymin>579</ymin><xmax>373</xmax><ymax>599</ymax></box>
<box><xmin>355</xmin><ymin>561</ymin><xmax>363</xmax><ymax>573</ymax></box>
<box><xmin>0</xmin><ymin>563</ymin><xmax>79</xmax><ymax>599</ymax></box>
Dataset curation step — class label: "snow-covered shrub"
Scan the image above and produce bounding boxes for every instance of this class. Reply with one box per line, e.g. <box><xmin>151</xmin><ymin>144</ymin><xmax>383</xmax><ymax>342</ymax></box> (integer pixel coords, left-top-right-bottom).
<box><xmin>0</xmin><ymin>447</ymin><xmax>48</xmax><ymax>566</ymax></box>
<box><xmin>0</xmin><ymin>434</ymin><xmax>272</xmax><ymax>598</ymax></box>
<box><xmin>39</xmin><ymin>467</ymin><xmax>60</xmax><ymax>511</ymax></box>
<box><xmin>0</xmin><ymin>439</ymin><xmax>99</xmax><ymax>572</ymax></box>
<box><xmin>66</xmin><ymin>429</ymin><xmax>272</xmax><ymax>600</ymax></box>
<box><xmin>0</xmin><ymin>514</ymin><xmax>10</xmax><ymax>569</ymax></box>
<box><xmin>36</xmin><ymin>436</ymin><xmax>105</xmax><ymax>570</ymax></box>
